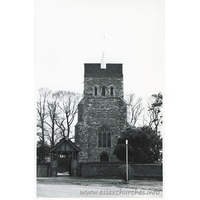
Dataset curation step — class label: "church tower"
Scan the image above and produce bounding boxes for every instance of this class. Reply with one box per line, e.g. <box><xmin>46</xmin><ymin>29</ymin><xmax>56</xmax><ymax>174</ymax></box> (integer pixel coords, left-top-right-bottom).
<box><xmin>75</xmin><ymin>63</ymin><xmax>127</xmax><ymax>162</ymax></box>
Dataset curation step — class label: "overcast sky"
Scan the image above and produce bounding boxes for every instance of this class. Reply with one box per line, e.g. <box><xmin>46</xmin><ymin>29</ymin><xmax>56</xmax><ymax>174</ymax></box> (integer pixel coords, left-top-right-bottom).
<box><xmin>35</xmin><ymin>0</ymin><xmax>164</xmax><ymax>100</ymax></box>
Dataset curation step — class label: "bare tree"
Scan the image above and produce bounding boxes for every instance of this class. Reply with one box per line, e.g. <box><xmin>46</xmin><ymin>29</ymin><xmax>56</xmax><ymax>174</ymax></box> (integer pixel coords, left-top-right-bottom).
<box><xmin>44</xmin><ymin>93</ymin><xmax>61</xmax><ymax>147</ymax></box>
<box><xmin>54</xmin><ymin>91</ymin><xmax>81</xmax><ymax>139</ymax></box>
<box><xmin>55</xmin><ymin>118</ymin><xmax>66</xmax><ymax>138</ymax></box>
<box><xmin>126</xmin><ymin>93</ymin><xmax>144</xmax><ymax>126</ymax></box>
<box><xmin>141</xmin><ymin>113</ymin><xmax>149</xmax><ymax>127</ymax></box>
<box><xmin>36</xmin><ymin>88</ymin><xmax>51</xmax><ymax>146</ymax></box>
<box><xmin>147</xmin><ymin>92</ymin><xmax>163</xmax><ymax>135</ymax></box>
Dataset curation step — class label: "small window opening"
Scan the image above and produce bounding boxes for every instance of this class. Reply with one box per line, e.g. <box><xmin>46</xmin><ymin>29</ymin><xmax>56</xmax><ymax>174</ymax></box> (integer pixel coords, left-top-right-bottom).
<box><xmin>94</xmin><ymin>87</ymin><xmax>97</xmax><ymax>96</ymax></box>
<box><xmin>102</xmin><ymin>87</ymin><xmax>106</xmax><ymax>96</ymax></box>
<box><xmin>110</xmin><ymin>87</ymin><xmax>114</xmax><ymax>96</ymax></box>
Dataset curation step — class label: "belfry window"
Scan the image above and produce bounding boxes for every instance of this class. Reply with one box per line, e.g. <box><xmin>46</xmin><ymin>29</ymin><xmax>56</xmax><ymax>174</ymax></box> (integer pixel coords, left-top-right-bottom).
<box><xmin>110</xmin><ymin>87</ymin><xmax>114</xmax><ymax>96</ymax></box>
<box><xmin>94</xmin><ymin>87</ymin><xmax>97</xmax><ymax>96</ymax></box>
<box><xmin>102</xmin><ymin>87</ymin><xmax>106</xmax><ymax>96</ymax></box>
<box><xmin>98</xmin><ymin>127</ymin><xmax>111</xmax><ymax>147</ymax></box>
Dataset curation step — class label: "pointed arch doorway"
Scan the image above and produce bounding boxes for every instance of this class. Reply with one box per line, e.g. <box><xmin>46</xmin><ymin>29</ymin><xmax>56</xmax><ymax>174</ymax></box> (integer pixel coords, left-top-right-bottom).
<box><xmin>100</xmin><ymin>153</ymin><xmax>109</xmax><ymax>162</ymax></box>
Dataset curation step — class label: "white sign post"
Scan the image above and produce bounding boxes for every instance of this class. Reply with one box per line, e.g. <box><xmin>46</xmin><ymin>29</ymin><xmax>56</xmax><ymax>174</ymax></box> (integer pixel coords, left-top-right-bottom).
<box><xmin>126</xmin><ymin>139</ymin><xmax>128</xmax><ymax>183</ymax></box>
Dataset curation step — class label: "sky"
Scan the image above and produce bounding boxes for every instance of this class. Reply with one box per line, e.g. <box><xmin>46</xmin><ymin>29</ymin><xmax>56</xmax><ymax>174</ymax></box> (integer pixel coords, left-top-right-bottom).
<box><xmin>35</xmin><ymin>0</ymin><xmax>164</xmax><ymax>101</ymax></box>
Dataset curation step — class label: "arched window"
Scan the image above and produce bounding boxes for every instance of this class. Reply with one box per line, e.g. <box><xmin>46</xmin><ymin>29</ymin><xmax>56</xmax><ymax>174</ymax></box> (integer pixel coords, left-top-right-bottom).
<box><xmin>100</xmin><ymin>153</ymin><xmax>109</xmax><ymax>162</ymax></box>
<box><xmin>110</xmin><ymin>87</ymin><xmax>114</xmax><ymax>96</ymax></box>
<box><xmin>94</xmin><ymin>87</ymin><xmax>97</xmax><ymax>96</ymax></box>
<box><xmin>103</xmin><ymin>132</ymin><xmax>106</xmax><ymax>147</ymax></box>
<box><xmin>107</xmin><ymin>132</ymin><xmax>111</xmax><ymax>147</ymax></box>
<box><xmin>102</xmin><ymin>86</ymin><xmax>106</xmax><ymax>96</ymax></box>
<box><xmin>98</xmin><ymin>127</ymin><xmax>111</xmax><ymax>147</ymax></box>
<box><xmin>98</xmin><ymin>131</ymin><xmax>102</xmax><ymax>147</ymax></box>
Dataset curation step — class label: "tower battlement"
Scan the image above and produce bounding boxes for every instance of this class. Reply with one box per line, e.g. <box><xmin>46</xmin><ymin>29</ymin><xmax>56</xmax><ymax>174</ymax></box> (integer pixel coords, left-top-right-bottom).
<box><xmin>84</xmin><ymin>63</ymin><xmax>123</xmax><ymax>77</ymax></box>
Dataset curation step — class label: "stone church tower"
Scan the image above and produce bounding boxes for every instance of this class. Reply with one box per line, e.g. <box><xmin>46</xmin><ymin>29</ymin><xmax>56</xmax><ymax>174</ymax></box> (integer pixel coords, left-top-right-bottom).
<box><xmin>75</xmin><ymin>63</ymin><xmax>127</xmax><ymax>162</ymax></box>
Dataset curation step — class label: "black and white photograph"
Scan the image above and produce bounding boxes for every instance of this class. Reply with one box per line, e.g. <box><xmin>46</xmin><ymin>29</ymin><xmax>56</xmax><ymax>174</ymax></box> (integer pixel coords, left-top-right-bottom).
<box><xmin>3</xmin><ymin>0</ymin><xmax>200</xmax><ymax>200</ymax></box>
<box><xmin>35</xmin><ymin>0</ymin><xmax>164</xmax><ymax>198</ymax></box>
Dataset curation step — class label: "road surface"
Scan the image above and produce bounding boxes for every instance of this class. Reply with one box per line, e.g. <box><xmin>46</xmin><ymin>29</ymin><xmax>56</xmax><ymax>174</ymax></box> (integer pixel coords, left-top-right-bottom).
<box><xmin>37</xmin><ymin>176</ymin><xmax>163</xmax><ymax>198</ymax></box>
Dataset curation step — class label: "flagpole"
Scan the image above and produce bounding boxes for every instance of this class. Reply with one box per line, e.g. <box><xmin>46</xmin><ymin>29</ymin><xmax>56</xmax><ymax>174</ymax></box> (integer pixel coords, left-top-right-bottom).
<box><xmin>101</xmin><ymin>33</ymin><xmax>106</xmax><ymax>69</ymax></box>
<box><xmin>126</xmin><ymin>139</ymin><xmax>128</xmax><ymax>183</ymax></box>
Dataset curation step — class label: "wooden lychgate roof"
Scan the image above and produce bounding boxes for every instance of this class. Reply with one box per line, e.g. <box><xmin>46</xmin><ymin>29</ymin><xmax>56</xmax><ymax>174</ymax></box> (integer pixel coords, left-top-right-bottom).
<box><xmin>49</xmin><ymin>138</ymin><xmax>81</xmax><ymax>153</ymax></box>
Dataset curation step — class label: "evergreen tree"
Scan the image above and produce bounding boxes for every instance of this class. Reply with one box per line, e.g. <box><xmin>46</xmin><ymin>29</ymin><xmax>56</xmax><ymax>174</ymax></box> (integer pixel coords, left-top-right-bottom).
<box><xmin>114</xmin><ymin>126</ymin><xmax>162</xmax><ymax>163</ymax></box>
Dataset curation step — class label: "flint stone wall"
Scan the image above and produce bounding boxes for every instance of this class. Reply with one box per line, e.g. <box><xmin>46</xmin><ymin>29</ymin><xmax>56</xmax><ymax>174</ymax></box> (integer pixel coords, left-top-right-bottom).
<box><xmin>75</xmin><ymin>64</ymin><xmax>127</xmax><ymax>163</ymax></box>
